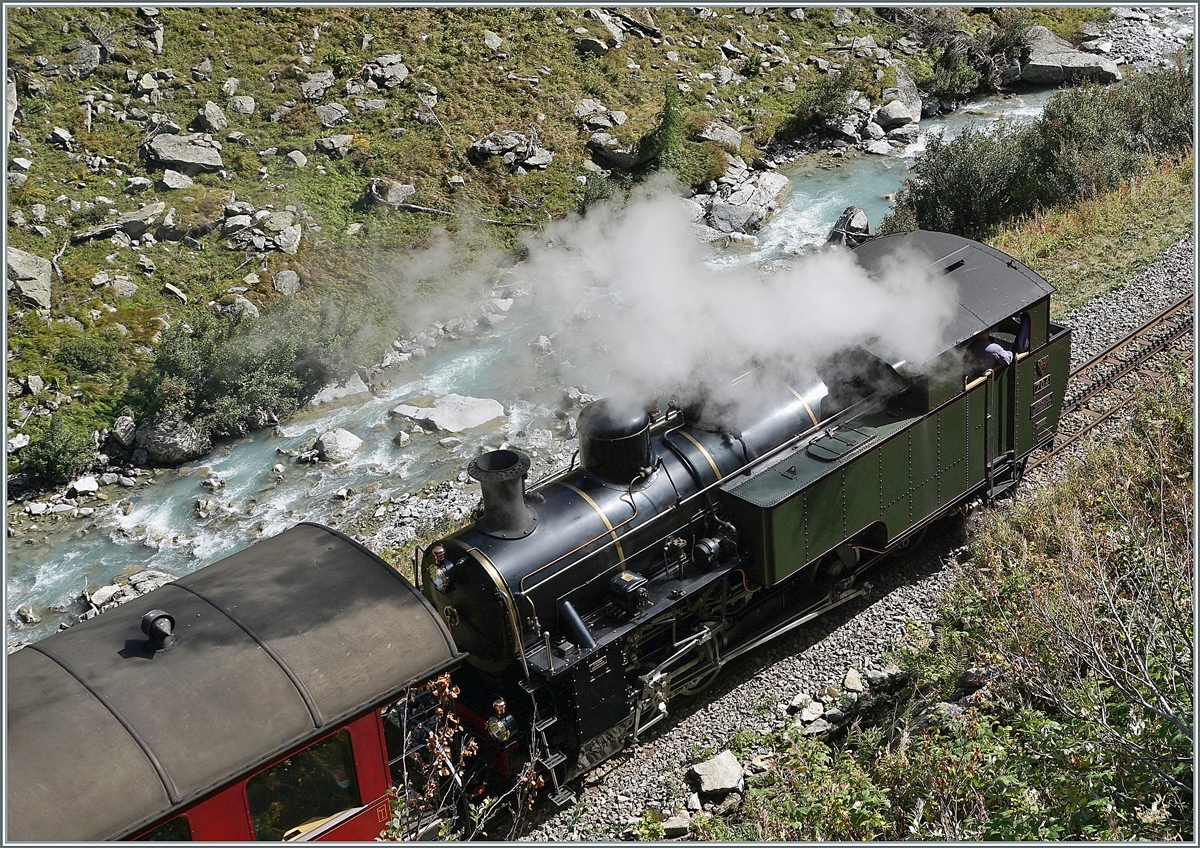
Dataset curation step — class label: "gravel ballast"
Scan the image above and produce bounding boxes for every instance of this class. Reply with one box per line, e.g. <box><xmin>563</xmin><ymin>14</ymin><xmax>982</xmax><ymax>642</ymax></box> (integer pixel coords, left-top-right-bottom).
<box><xmin>519</xmin><ymin>236</ymin><xmax>1195</xmax><ymax>840</ymax></box>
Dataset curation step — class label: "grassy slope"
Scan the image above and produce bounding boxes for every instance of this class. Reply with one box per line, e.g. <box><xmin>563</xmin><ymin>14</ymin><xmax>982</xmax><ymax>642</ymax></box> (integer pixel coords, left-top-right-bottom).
<box><xmin>989</xmin><ymin>151</ymin><xmax>1194</xmax><ymax>318</ymax></box>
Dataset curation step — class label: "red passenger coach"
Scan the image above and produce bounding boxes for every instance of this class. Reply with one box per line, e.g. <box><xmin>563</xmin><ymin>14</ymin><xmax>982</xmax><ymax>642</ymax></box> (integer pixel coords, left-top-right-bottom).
<box><xmin>7</xmin><ymin>523</ymin><xmax>464</xmax><ymax>841</ymax></box>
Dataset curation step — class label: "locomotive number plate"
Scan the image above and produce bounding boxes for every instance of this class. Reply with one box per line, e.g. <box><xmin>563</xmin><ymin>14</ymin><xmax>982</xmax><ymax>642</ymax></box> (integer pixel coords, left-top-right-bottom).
<box><xmin>1033</xmin><ymin>374</ymin><xmax>1052</xmax><ymax>394</ymax></box>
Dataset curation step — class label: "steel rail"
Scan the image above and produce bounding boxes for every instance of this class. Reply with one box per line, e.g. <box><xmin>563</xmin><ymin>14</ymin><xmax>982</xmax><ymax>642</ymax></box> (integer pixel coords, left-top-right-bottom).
<box><xmin>1028</xmin><ymin>294</ymin><xmax>1193</xmax><ymax>471</ymax></box>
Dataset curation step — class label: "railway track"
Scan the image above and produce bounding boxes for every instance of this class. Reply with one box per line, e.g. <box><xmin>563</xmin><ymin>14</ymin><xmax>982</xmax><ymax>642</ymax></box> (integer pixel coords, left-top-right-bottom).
<box><xmin>1028</xmin><ymin>293</ymin><xmax>1194</xmax><ymax>472</ymax></box>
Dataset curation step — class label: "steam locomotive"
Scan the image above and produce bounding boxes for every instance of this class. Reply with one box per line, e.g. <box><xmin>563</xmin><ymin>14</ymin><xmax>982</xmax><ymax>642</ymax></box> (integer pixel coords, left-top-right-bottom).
<box><xmin>7</xmin><ymin>231</ymin><xmax>1071</xmax><ymax>841</ymax></box>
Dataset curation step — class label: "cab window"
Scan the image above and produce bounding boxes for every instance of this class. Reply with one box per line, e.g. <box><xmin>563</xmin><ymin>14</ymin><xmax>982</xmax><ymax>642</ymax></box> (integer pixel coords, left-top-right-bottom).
<box><xmin>245</xmin><ymin>731</ymin><xmax>361</xmax><ymax>841</ymax></box>
<box><xmin>136</xmin><ymin>816</ymin><xmax>192</xmax><ymax>841</ymax></box>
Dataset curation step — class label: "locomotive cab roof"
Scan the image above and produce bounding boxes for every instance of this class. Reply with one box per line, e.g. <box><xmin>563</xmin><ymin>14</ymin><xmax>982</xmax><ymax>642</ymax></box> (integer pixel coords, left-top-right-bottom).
<box><xmin>6</xmin><ymin>523</ymin><xmax>462</xmax><ymax>842</ymax></box>
<box><xmin>852</xmin><ymin>230</ymin><xmax>1055</xmax><ymax>360</ymax></box>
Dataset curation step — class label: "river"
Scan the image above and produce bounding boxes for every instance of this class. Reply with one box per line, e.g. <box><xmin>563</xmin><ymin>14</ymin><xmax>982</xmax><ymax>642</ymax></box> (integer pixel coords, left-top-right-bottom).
<box><xmin>5</xmin><ymin>86</ymin><xmax>1059</xmax><ymax>648</ymax></box>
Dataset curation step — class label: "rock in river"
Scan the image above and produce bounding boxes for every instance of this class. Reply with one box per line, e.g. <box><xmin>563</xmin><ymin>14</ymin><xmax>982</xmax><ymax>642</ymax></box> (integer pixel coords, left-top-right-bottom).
<box><xmin>315</xmin><ymin>428</ymin><xmax>364</xmax><ymax>462</ymax></box>
<box><xmin>389</xmin><ymin>394</ymin><xmax>506</xmax><ymax>433</ymax></box>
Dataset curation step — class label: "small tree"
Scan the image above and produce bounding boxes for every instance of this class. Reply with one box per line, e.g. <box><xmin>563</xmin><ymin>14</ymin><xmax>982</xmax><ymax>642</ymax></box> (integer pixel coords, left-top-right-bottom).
<box><xmin>637</xmin><ymin>83</ymin><xmax>685</xmax><ymax>172</ymax></box>
<box><xmin>20</xmin><ymin>413</ymin><xmax>99</xmax><ymax>483</ymax></box>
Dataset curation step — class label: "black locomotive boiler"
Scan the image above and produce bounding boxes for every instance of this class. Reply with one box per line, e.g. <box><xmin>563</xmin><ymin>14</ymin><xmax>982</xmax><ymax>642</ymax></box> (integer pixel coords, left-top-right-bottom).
<box><xmin>420</xmin><ymin>230</ymin><xmax>1071</xmax><ymax>803</ymax></box>
<box><xmin>6</xmin><ymin>231</ymin><xmax>1071</xmax><ymax>840</ymax></box>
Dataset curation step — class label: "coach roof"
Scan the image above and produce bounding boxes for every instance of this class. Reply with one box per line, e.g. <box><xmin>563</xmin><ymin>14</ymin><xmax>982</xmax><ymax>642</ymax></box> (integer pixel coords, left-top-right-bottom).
<box><xmin>7</xmin><ymin>523</ymin><xmax>461</xmax><ymax>841</ymax></box>
<box><xmin>852</xmin><ymin>230</ymin><xmax>1055</xmax><ymax>356</ymax></box>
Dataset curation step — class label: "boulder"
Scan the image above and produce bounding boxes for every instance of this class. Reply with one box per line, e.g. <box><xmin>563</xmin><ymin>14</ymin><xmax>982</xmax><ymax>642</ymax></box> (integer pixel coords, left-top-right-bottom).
<box><xmin>587</xmin><ymin>132</ymin><xmax>638</xmax><ymax>169</ymax></box>
<box><xmin>197</xmin><ymin>101</ymin><xmax>227</xmax><ymax>132</ymax></box>
<box><xmin>863</xmin><ymin>139</ymin><xmax>892</xmax><ymax>155</ymax></box>
<box><xmin>232</xmin><ymin>295</ymin><xmax>259</xmax><ymax>319</ymax></box>
<box><xmin>706</xmin><ymin>170</ymin><xmax>790</xmax><ymax>234</ymax></box>
<box><xmin>6</xmin><ymin>247</ymin><xmax>52</xmax><ymax>310</ymax></box>
<box><xmin>365</xmin><ymin>178</ymin><xmax>416</xmax><ymax>207</ymax></box>
<box><xmin>117</xmin><ymin>201</ymin><xmax>167</xmax><ymax>238</ymax></box>
<box><xmin>483</xmin><ymin>30</ymin><xmax>503</xmax><ymax>51</ymax></box>
<box><xmin>467</xmin><ymin>129</ymin><xmax>553</xmax><ymax>171</ymax></box>
<box><xmin>389</xmin><ymin>394</ymin><xmax>506</xmax><ymax>433</ymax></box>
<box><xmin>275</xmin><ymin>224</ymin><xmax>301</xmax><ymax>254</ymax></box>
<box><xmin>306</xmin><ymin>372</ymin><xmax>371</xmax><ymax>407</ymax></box>
<box><xmin>112</xmin><ymin>415</ymin><xmax>137</xmax><ymax>447</ymax></box>
<box><xmin>692</xmin><ymin>119</ymin><xmax>742</xmax><ymax>150</ymax></box>
<box><xmin>299</xmin><ymin>69</ymin><xmax>336</xmax><ymax>100</ymax></box>
<box><xmin>68</xmin><ymin>475</ymin><xmax>99</xmax><ymax>496</ymax></box>
<box><xmin>662</xmin><ymin>813</ymin><xmax>690</xmax><ymax>838</ymax></box>
<box><xmin>1021</xmin><ymin>25</ymin><xmax>1122</xmax><ymax>84</ymax></box>
<box><xmin>227</xmin><ymin>95</ymin><xmax>255</xmax><ymax>115</ymax></box>
<box><xmin>315</xmin><ymin>427</ymin><xmax>364</xmax><ymax>462</ymax></box>
<box><xmin>827</xmin><ymin>206</ymin><xmax>871</xmax><ymax>246</ymax></box>
<box><xmin>286</xmin><ymin>150</ymin><xmax>308</xmax><ymax>168</ymax></box>
<box><xmin>273</xmin><ymin>269</ymin><xmax>302</xmax><ymax>295</ymax></box>
<box><xmin>314</xmin><ymin>103</ymin><xmax>351</xmax><ymax>127</ymax></box>
<box><xmin>884</xmin><ymin>61</ymin><xmax>923</xmax><ymax>126</ymax></box>
<box><xmin>5</xmin><ymin>74</ymin><xmax>18</xmax><ymax>138</ymax></box>
<box><xmin>315</xmin><ymin>134</ymin><xmax>355</xmax><ymax>157</ymax></box>
<box><xmin>844</xmin><ymin>667</ymin><xmax>865</xmax><ymax>693</ymax></box>
<box><xmin>366</xmin><ymin>54</ymin><xmax>409</xmax><ymax>88</ymax></box>
<box><xmin>145</xmin><ymin>133</ymin><xmax>224</xmax><ymax>173</ymax></box>
<box><xmin>875</xmin><ymin>99</ymin><xmax>913</xmax><ymax>130</ymax></box>
<box><xmin>689</xmin><ymin>750</ymin><xmax>744</xmax><ymax>797</ymax></box>
<box><xmin>158</xmin><ymin>169</ymin><xmax>193</xmax><ymax>189</ymax></box>
<box><xmin>134</xmin><ymin>411</ymin><xmax>212</xmax><ymax>464</ymax></box>
<box><xmin>73</xmin><ymin>44</ymin><xmax>102</xmax><ymax>77</ymax></box>
<box><xmin>576</xmin><ymin>37</ymin><xmax>608</xmax><ymax>56</ymax></box>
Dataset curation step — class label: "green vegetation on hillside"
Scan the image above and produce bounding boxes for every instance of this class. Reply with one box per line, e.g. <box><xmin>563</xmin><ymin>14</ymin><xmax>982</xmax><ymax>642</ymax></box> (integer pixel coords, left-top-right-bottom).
<box><xmin>884</xmin><ymin>62</ymin><xmax>1193</xmax><ymax>238</ymax></box>
<box><xmin>688</xmin><ymin>356</ymin><xmax>1194</xmax><ymax>841</ymax></box>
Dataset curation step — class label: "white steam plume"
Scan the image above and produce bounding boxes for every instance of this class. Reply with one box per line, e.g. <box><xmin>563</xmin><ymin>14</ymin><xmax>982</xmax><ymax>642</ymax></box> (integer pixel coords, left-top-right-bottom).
<box><xmin>518</xmin><ymin>179</ymin><xmax>959</xmax><ymax>409</ymax></box>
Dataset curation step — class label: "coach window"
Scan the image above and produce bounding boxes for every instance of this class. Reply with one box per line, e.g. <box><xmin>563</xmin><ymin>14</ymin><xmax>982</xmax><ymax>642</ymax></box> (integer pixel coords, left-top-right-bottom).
<box><xmin>245</xmin><ymin>731</ymin><xmax>361</xmax><ymax>841</ymax></box>
<box><xmin>136</xmin><ymin>816</ymin><xmax>192</xmax><ymax>841</ymax></box>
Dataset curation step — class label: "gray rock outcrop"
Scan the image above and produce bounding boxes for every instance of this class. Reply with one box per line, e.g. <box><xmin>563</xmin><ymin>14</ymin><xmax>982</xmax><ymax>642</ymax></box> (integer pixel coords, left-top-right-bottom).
<box><xmin>197</xmin><ymin>101</ymin><xmax>227</xmax><ymax>133</ymax></box>
<box><xmin>306</xmin><ymin>372</ymin><xmax>371</xmax><ymax>407</ymax></box>
<box><xmin>272</xmin><ymin>269</ymin><xmax>302</xmax><ymax>295</ymax></box>
<box><xmin>365</xmin><ymin>54</ymin><xmax>409</xmax><ymax>88</ymax></box>
<box><xmin>587</xmin><ymin>132</ymin><xmax>638</xmax><ymax>169</ymax></box>
<box><xmin>704</xmin><ymin>170</ymin><xmax>791</xmax><ymax>234</ymax></box>
<box><xmin>1022</xmin><ymin>25</ymin><xmax>1122</xmax><ymax>84</ymax></box>
<box><xmin>692</xmin><ymin>119</ymin><xmax>742</xmax><ymax>150</ymax></box>
<box><xmin>134</xmin><ymin>411</ymin><xmax>212</xmax><ymax>464</ymax></box>
<box><xmin>7</xmin><ymin>248</ymin><xmax>52</xmax><ymax>310</ymax></box>
<box><xmin>144</xmin><ymin>133</ymin><xmax>224</xmax><ymax>173</ymax></box>
<box><xmin>365</xmin><ymin>178</ymin><xmax>416</xmax><ymax>207</ymax></box>
<box><xmin>389</xmin><ymin>394</ymin><xmax>506</xmax><ymax>433</ymax></box>
<box><xmin>467</xmin><ymin>129</ymin><xmax>554</xmax><ymax>172</ymax></box>
<box><xmin>299</xmin><ymin>69</ymin><xmax>336</xmax><ymax>100</ymax></box>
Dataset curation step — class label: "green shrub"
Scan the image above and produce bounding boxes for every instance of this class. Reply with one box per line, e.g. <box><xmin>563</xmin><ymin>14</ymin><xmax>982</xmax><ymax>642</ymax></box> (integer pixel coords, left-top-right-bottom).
<box><xmin>145</xmin><ymin>297</ymin><xmax>384</xmax><ymax>439</ymax></box>
<box><xmin>928</xmin><ymin>46</ymin><xmax>982</xmax><ymax>99</ymax></box>
<box><xmin>777</xmin><ymin>62</ymin><xmax>863</xmax><ymax>138</ymax></box>
<box><xmin>890</xmin><ymin>64</ymin><xmax>1194</xmax><ymax>237</ymax></box>
<box><xmin>20</xmin><ymin>412</ymin><xmax>99</xmax><ymax>483</ymax></box>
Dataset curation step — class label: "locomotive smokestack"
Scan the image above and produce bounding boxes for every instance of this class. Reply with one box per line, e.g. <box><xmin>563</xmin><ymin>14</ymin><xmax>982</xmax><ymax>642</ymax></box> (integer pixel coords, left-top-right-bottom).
<box><xmin>468</xmin><ymin>449</ymin><xmax>538</xmax><ymax>539</ymax></box>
